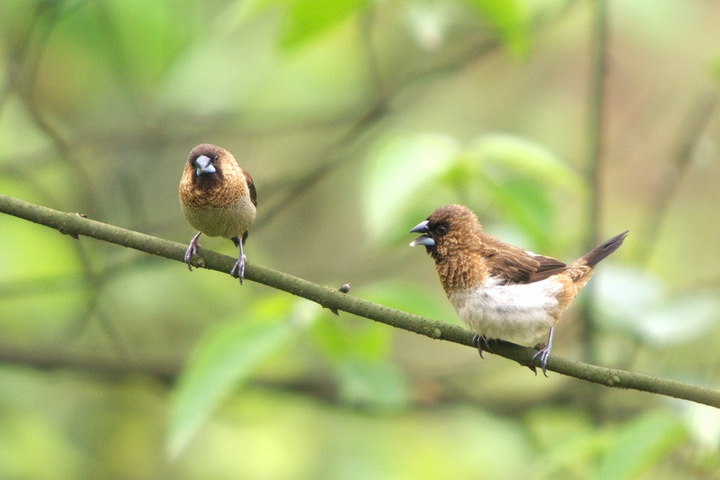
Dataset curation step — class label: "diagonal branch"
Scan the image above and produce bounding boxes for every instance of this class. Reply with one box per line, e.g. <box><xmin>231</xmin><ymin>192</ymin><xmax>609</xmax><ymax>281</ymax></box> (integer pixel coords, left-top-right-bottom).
<box><xmin>1</xmin><ymin>193</ymin><xmax>719</xmax><ymax>409</ymax></box>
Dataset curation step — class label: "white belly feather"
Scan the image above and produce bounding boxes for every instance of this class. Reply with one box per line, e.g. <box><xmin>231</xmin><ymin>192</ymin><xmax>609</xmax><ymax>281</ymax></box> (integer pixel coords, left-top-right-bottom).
<box><xmin>449</xmin><ymin>276</ymin><xmax>563</xmax><ymax>344</ymax></box>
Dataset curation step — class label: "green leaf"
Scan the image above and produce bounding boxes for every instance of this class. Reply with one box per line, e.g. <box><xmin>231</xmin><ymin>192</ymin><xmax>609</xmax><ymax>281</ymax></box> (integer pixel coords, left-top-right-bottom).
<box><xmin>310</xmin><ymin>312</ymin><xmax>409</xmax><ymax>409</ymax></box>
<box><xmin>595</xmin><ymin>266</ymin><xmax>720</xmax><ymax>345</ymax></box>
<box><xmin>481</xmin><ymin>177</ymin><xmax>555</xmax><ymax>246</ymax></box>
<box><xmin>281</xmin><ymin>0</ymin><xmax>367</xmax><ymax>49</ymax></box>
<box><xmin>364</xmin><ymin>131</ymin><xmax>582</xmax><ymax>246</ymax></box>
<box><xmin>468</xmin><ymin>134</ymin><xmax>583</xmax><ymax>246</ymax></box>
<box><xmin>595</xmin><ymin>411</ymin><xmax>686</xmax><ymax>480</ymax></box>
<box><xmin>470</xmin><ymin>133</ymin><xmax>582</xmax><ymax>189</ymax></box>
<box><xmin>464</xmin><ymin>0</ymin><xmax>531</xmax><ymax>58</ymax></box>
<box><xmin>594</xmin><ymin>265</ymin><xmax>665</xmax><ymax>328</ymax></box>
<box><xmin>167</xmin><ymin>295</ymin><xmax>308</xmax><ymax>458</ymax></box>
<box><xmin>634</xmin><ymin>295</ymin><xmax>720</xmax><ymax>345</ymax></box>
<box><xmin>364</xmin><ymin>131</ymin><xmax>460</xmax><ymax>242</ymax></box>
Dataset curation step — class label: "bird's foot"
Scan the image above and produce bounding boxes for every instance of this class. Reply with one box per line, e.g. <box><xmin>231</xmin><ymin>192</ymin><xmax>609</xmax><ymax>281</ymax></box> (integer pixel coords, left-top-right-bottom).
<box><xmin>531</xmin><ymin>326</ymin><xmax>555</xmax><ymax>377</ymax></box>
<box><xmin>184</xmin><ymin>232</ymin><xmax>202</xmax><ymax>271</ymax></box>
<box><xmin>230</xmin><ymin>254</ymin><xmax>246</xmax><ymax>284</ymax></box>
<box><xmin>531</xmin><ymin>345</ymin><xmax>551</xmax><ymax>377</ymax></box>
<box><xmin>472</xmin><ymin>333</ymin><xmax>491</xmax><ymax>359</ymax></box>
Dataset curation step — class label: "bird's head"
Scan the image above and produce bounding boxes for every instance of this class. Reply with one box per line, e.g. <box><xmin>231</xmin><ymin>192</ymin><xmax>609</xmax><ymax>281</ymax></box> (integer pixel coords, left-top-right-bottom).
<box><xmin>186</xmin><ymin>143</ymin><xmax>235</xmax><ymax>187</ymax></box>
<box><xmin>409</xmin><ymin>204</ymin><xmax>483</xmax><ymax>262</ymax></box>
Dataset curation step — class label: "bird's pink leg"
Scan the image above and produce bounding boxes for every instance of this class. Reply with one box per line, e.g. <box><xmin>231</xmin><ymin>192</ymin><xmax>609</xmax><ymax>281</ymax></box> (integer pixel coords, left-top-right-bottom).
<box><xmin>185</xmin><ymin>232</ymin><xmax>202</xmax><ymax>270</ymax></box>
<box><xmin>230</xmin><ymin>240</ymin><xmax>246</xmax><ymax>284</ymax></box>
<box><xmin>532</xmin><ymin>326</ymin><xmax>554</xmax><ymax>377</ymax></box>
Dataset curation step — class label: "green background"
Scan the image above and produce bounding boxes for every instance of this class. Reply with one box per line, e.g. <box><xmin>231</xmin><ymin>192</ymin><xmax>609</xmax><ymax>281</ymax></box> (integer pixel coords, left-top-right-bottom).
<box><xmin>1</xmin><ymin>0</ymin><xmax>720</xmax><ymax>478</ymax></box>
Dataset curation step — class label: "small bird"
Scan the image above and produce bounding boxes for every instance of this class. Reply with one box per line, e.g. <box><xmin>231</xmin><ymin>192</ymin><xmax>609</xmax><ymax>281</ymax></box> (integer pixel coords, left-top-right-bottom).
<box><xmin>409</xmin><ymin>204</ymin><xmax>627</xmax><ymax>375</ymax></box>
<box><xmin>179</xmin><ymin>143</ymin><xmax>257</xmax><ymax>284</ymax></box>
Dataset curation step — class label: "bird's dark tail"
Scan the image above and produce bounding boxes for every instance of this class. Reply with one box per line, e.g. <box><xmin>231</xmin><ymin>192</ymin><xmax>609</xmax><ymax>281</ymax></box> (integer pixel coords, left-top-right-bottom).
<box><xmin>581</xmin><ymin>230</ymin><xmax>629</xmax><ymax>268</ymax></box>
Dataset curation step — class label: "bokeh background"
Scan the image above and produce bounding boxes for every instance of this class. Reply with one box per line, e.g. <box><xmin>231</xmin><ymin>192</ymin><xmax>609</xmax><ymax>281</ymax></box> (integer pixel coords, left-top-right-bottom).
<box><xmin>1</xmin><ymin>0</ymin><xmax>720</xmax><ymax>478</ymax></box>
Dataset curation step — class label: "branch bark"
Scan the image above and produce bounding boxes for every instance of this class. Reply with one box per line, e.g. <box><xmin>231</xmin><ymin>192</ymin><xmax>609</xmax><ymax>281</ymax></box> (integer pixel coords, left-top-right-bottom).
<box><xmin>1</xmin><ymin>193</ymin><xmax>719</xmax><ymax>409</ymax></box>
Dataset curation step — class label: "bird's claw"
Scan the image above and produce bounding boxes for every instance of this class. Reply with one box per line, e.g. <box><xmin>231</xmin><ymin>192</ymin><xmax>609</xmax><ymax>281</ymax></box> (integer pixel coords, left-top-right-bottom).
<box><xmin>184</xmin><ymin>245</ymin><xmax>197</xmax><ymax>270</ymax></box>
<box><xmin>532</xmin><ymin>326</ymin><xmax>554</xmax><ymax>377</ymax></box>
<box><xmin>472</xmin><ymin>333</ymin><xmax>491</xmax><ymax>359</ymax></box>
<box><xmin>230</xmin><ymin>254</ymin><xmax>246</xmax><ymax>284</ymax></box>
<box><xmin>532</xmin><ymin>346</ymin><xmax>551</xmax><ymax>377</ymax></box>
<box><xmin>184</xmin><ymin>232</ymin><xmax>203</xmax><ymax>271</ymax></box>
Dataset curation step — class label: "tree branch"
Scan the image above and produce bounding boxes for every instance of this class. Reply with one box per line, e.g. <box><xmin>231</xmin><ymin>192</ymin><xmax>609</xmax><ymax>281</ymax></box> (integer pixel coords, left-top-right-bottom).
<box><xmin>1</xmin><ymin>193</ymin><xmax>719</xmax><ymax>409</ymax></box>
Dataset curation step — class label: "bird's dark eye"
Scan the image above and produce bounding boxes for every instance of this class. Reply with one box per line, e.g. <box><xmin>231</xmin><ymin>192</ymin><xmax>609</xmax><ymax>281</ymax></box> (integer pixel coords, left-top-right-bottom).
<box><xmin>435</xmin><ymin>224</ymin><xmax>448</xmax><ymax>236</ymax></box>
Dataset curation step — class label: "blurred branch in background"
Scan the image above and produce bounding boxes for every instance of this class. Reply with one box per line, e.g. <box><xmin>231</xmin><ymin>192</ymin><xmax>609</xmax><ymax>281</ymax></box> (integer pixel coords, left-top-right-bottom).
<box><xmin>639</xmin><ymin>94</ymin><xmax>720</xmax><ymax>267</ymax></box>
<box><xmin>580</xmin><ymin>0</ymin><xmax>608</xmax><ymax>372</ymax></box>
<box><xmin>246</xmin><ymin>3</ymin><xmax>576</xmax><ymax>228</ymax></box>
<box><xmin>2</xmin><ymin>193</ymin><xmax>720</xmax><ymax>410</ymax></box>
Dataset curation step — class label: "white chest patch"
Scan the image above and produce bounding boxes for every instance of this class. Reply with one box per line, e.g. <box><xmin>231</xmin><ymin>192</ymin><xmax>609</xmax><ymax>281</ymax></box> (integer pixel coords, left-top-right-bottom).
<box><xmin>449</xmin><ymin>277</ymin><xmax>563</xmax><ymax>344</ymax></box>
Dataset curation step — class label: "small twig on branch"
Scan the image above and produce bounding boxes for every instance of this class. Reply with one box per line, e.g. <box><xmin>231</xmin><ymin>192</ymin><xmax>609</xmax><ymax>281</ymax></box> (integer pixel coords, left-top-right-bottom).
<box><xmin>1</xmin><ymin>193</ymin><xmax>720</xmax><ymax>409</ymax></box>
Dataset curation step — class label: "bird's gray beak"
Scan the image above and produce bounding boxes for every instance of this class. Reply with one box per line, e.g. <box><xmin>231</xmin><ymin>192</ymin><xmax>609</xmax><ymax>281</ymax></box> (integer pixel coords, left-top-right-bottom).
<box><xmin>194</xmin><ymin>155</ymin><xmax>216</xmax><ymax>175</ymax></box>
<box><xmin>409</xmin><ymin>220</ymin><xmax>435</xmax><ymax>247</ymax></box>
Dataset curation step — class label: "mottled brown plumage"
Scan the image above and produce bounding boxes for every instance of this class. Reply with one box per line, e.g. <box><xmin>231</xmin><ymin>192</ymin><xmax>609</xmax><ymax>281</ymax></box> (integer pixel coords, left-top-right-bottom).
<box><xmin>410</xmin><ymin>204</ymin><xmax>627</xmax><ymax>375</ymax></box>
<box><xmin>179</xmin><ymin>144</ymin><xmax>257</xmax><ymax>283</ymax></box>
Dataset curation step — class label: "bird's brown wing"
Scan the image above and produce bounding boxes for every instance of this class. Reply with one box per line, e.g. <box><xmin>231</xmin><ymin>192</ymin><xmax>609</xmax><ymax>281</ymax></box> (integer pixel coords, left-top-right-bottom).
<box><xmin>529</xmin><ymin>254</ymin><xmax>569</xmax><ymax>282</ymax></box>
<box><xmin>482</xmin><ymin>237</ymin><xmax>568</xmax><ymax>285</ymax></box>
<box><xmin>245</xmin><ymin>171</ymin><xmax>258</xmax><ymax>208</ymax></box>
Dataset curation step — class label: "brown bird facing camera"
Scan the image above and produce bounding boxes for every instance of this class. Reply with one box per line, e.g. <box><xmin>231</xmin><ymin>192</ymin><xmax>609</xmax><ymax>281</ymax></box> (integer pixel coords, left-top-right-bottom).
<box><xmin>179</xmin><ymin>144</ymin><xmax>257</xmax><ymax>284</ymax></box>
<box><xmin>410</xmin><ymin>204</ymin><xmax>627</xmax><ymax>375</ymax></box>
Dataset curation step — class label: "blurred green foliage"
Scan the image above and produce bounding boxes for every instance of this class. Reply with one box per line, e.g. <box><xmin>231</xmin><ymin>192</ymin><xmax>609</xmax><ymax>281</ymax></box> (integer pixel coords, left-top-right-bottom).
<box><xmin>1</xmin><ymin>0</ymin><xmax>720</xmax><ymax>478</ymax></box>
